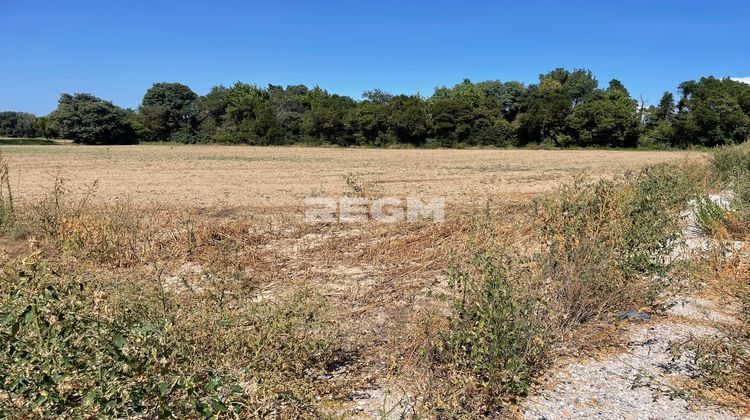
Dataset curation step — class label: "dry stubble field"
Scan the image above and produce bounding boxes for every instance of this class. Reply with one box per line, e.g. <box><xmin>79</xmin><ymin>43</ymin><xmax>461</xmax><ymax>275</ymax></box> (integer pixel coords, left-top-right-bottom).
<box><xmin>0</xmin><ymin>145</ymin><xmax>702</xmax><ymax>210</ymax></box>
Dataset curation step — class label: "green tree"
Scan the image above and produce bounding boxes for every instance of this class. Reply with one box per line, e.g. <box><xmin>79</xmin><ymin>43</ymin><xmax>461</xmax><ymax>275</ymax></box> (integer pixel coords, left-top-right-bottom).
<box><xmin>346</xmin><ymin>101</ymin><xmax>389</xmax><ymax>145</ymax></box>
<box><xmin>195</xmin><ymin>85</ymin><xmax>229</xmax><ymax>141</ymax></box>
<box><xmin>33</xmin><ymin>116</ymin><xmax>53</xmax><ymax>138</ymax></box>
<box><xmin>270</xmin><ymin>84</ymin><xmax>311</xmax><ymax>142</ymax></box>
<box><xmin>564</xmin><ymin>69</ymin><xmax>598</xmax><ymax>106</ymax></box>
<box><xmin>652</xmin><ymin>92</ymin><xmax>676</xmax><ymax>123</ymax></box>
<box><xmin>362</xmin><ymin>89</ymin><xmax>393</xmax><ymax>104</ymax></box>
<box><xmin>0</xmin><ymin>112</ymin><xmax>39</xmax><ymax>138</ymax></box>
<box><xmin>517</xmin><ymin>79</ymin><xmax>571</xmax><ymax>145</ymax></box>
<box><xmin>641</xmin><ymin>92</ymin><xmax>677</xmax><ymax>147</ymax></box>
<box><xmin>428</xmin><ymin>97</ymin><xmax>476</xmax><ymax>146</ymax></box>
<box><xmin>672</xmin><ymin>77</ymin><xmax>750</xmax><ymax>146</ymax></box>
<box><xmin>49</xmin><ymin>94</ymin><xmax>137</xmax><ymax>144</ymax></box>
<box><xmin>139</xmin><ymin>82</ymin><xmax>199</xmax><ymax>142</ymax></box>
<box><xmin>566</xmin><ymin>88</ymin><xmax>640</xmax><ymax>148</ymax></box>
<box><xmin>606</xmin><ymin>79</ymin><xmax>629</xmax><ymax>96</ymax></box>
<box><xmin>303</xmin><ymin>88</ymin><xmax>355</xmax><ymax>145</ymax></box>
<box><xmin>387</xmin><ymin>95</ymin><xmax>429</xmax><ymax>146</ymax></box>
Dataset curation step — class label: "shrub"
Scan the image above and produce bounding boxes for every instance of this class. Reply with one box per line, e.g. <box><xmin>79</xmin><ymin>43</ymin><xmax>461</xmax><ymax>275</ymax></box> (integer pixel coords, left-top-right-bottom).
<box><xmin>422</xmin><ymin>254</ymin><xmax>549</xmax><ymax>414</ymax></box>
<box><xmin>418</xmin><ymin>162</ymin><xmax>701</xmax><ymax>415</ymax></box>
<box><xmin>713</xmin><ymin>142</ymin><xmax>750</xmax><ymax>184</ymax></box>
<box><xmin>694</xmin><ymin>194</ymin><xmax>730</xmax><ymax>235</ymax></box>
<box><xmin>712</xmin><ymin>142</ymin><xmax>750</xmax><ymax>226</ymax></box>
<box><xmin>535</xmin><ymin>163</ymin><xmax>697</xmax><ymax>325</ymax></box>
<box><xmin>442</xmin><ymin>255</ymin><xmax>549</xmax><ymax>396</ymax></box>
<box><xmin>0</xmin><ymin>256</ymin><xmax>340</xmax><ymax>417</ymax></box>
<box><xmin>682</xmin><ymin>334</ymin><xmax>750</xmax><ymax>398</ymax></box>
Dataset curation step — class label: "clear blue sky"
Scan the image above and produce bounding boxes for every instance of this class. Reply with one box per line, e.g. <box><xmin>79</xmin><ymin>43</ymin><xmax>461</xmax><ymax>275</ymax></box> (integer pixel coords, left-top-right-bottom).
<box><xmin>2</xmin><ymin>0</ymin><xmax>749</xmax><ymax>115</ymax></box>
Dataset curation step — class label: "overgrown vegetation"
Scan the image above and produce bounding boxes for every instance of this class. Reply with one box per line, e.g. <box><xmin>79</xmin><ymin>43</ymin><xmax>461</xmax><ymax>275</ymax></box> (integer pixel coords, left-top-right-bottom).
<box><xmin>536</xmin><ymin>163</ymin><xmax>701</xmax><ymax>325</ymax></box>
<box><xmin>0</xmin><ymin>169</ymin><xmax>343</xmax><ymax>417</ymax></box>
<box><xmin>3</xmin><ymin>71</ymin><xmax>750</xmax><ymax>147</ymax></box>
<box><xmin>3</xmin><ymin>145</ymin><xmax>750</xmax><ymax>416</ymax></box>
<box><xmin>415</xmin><ymin>161</ymin><xmax>704</xmax><ymax>415</ymax></box>
<box><xmin>714</xmin><ymin>142</ymin><xmax>750</xmax><ymax>223</ymax></box>
<box><xmin>0</xmin><ymin>257</ymin><xmax>338</xmax><ymax>417</ymax></box>
<box><xmin>667</xmin><ymin>142</ymin><xmax>750</xmax><ymax>409</ymax></box>
<box><xmin>668</xmin><ymin>248</ymin><xmax>750</xmax><ymax>409</ymax></box>
<box><xmin>422</xmin><ymin>255</ymin><xmax>550</xmax><ymax>413</ymax></box>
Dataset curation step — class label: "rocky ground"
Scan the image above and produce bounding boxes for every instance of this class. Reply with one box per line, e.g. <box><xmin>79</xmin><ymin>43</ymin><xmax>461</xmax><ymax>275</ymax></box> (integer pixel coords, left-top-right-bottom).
<box><xmin>522</xmin><ymin>300</ymin><xmax>739</xmax><ymax>419</ymax></box>
<box><xmin>522</xmin><ymin>194</ymin><xmax>746</xmax><ymax>420</ymax></box>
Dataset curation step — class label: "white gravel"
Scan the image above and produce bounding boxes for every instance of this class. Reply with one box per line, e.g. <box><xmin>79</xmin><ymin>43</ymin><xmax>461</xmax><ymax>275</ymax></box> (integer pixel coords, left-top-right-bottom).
<box><xmin>523</xmin><ymin>195</ymin><xmax>745</xmax><ymax>419</ymax></box>
<box><xmin>522</xmin><ymin>317</ymin><xmax>737</xmax><ymax>419</ymax></box>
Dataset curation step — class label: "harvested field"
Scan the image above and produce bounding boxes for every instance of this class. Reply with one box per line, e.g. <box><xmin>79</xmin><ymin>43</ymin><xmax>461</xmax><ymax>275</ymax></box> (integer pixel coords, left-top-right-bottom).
<box><xmin>0</xmin><ymin>145</ymin><xmax>704</xmax><ymax>209</ymax></box>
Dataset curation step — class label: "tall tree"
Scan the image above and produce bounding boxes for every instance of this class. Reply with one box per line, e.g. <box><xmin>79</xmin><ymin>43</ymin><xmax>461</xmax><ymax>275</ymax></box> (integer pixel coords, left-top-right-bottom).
<box><xmin>0</xmin><ymin>112</ymin><xmax>39</xmax><ymax>138</ymax></box>
<box><xmin>139</xmin><ymin>82</ymin><xmax>199</xmax><ymax>141</ymax></box>
<box><xmin>49</xmin><ymin>94</ymin><xmax>136</xmax><ymax>144</ymax></box>
<box><xmin>672</xmin><ymin>77</ymin><xmax>750</xmax><ymax>146</ymax></box>
<box><xmin>564</xmin><ymin>69</ymin><xmax>598</xmax><ymax>106</ymax></box>
<box><xmin>517</xmin><ymin>78</ymin><xmax>571</xmax><ymax>145</ymax></box>
<box><xmin>566</xmin><ymin>87</ymin><xmax>640</xmax><ymax>148</ymax></box>
<box><xmin>652</xmin><ymin>92</ymin><xmax>676</xmax><ymax>123</ymax></box>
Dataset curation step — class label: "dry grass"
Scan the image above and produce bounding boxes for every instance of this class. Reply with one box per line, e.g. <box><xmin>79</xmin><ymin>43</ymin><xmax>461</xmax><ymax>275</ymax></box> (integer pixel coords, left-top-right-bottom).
<box><xmin>0</xmin><ymin>144</ymin><xmax>703</xmax><ymax>209</ymax></box>
<box><xmin>0</xmin><ymin>145</ymin><xmax>721</xmax><ymax>417</ymax></box>
<box><xmin>662</xmin><ymin>143</ymin><xmax>750</xmax><ymax>415</ymax></box>
<box><xmin>670</xmin><ymin>248</ymin><xmax>750</xmax><ymax>413</ymax></box>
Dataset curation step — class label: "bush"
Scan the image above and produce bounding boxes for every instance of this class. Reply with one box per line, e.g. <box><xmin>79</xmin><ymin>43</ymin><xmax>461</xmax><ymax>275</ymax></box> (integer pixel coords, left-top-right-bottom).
<box><xmin>535</xmin><ymin>163</ymin><xmax>698</xmax><ymax>325</ymax></box>
<box><xmin>713</xmin><ymin>142</ymin><xmax>750</xmax><ymax>224</ymax></box>
<box><xmin>713</xmin><ymin>142</ymin><xmax>750</xmax><ymax>184</ymax></box>
<box><xmin>694</xmin><ymin>194</ymin><xmax>730</xmax><ymax>235</ymax></box>
<box><xmin>0</xmin><ymin>256</ymin><xmax>340</xmax><ymax>417</ymax></box>
<box><xmin>423</xmin><ymin>254</ymin><xmax>549</xmax><ymax>414</ymax></box>
<box><xmin>445</xmin><ymin>255</ymin><xmax>548</xmax><ymax>392</ymax></box>
<box><xmin>418</xmin><ymin>162</ymin><xmax>702</xmax><ymax>415</ymax></box>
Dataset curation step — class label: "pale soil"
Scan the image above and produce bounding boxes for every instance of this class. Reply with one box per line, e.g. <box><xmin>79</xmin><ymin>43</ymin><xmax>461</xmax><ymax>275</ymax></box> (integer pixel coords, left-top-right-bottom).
<box><xmin>0</xmin><ymin>145</ymin><xmax>704</xmax><ymax>209</ymax></box>
<box><xmin>522</xmin><ymin>305</ymin><xmax>739</xmax><ymax>420</ymax></box>
<box><xmin>522</xmin><ymin>194</ymin><xmax>748</xmax><ymax>420</ymax></box>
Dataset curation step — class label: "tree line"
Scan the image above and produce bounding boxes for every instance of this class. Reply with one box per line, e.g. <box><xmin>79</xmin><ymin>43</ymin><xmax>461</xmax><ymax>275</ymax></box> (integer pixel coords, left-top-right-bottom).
<box><xmin>2</xmin><ymin>68</ymin><xmax>749</xmax><ymax>148</ymax></box>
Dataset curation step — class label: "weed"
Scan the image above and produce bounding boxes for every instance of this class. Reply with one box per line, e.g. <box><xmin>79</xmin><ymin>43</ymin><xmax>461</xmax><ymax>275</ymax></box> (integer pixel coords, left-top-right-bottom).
<box><xmin>695</xmin><ymin>194</ymin><xmax>730</xmax><ymax>236</ymax></box>
<box><xmin>535</xmin><ymin>164</ymin><xmax>696</xmax><ymax>326</ymax></box>
<box><xmin>669</xmin><ymin>143</ymin><xmax>750</xmax><ymax>409</ymax></box>
<box><xmin>0</xmin><ymin>148</ymin><xmax>735</xmax><ymax>416</ymax></box>
<box><xmin>343</xmin><ymin>172</ymin><xmax>380</xmax><ymax>199</ymax></box>
<box><xmin>670</xmin><ymin>332</ymin><xmax>750</xmax><ymax>402</ymax></box>
<box><xmin>421</xmin><ymin>254</ymin><xmax>549</xmax><ymax>414</ymax></box>
<box><xmin>713</xmin><ymin>142</ymin><xmax>750</xmax><ymax>185</ymax></box>
<box><xmin>0</xmin><ymin>254</ymin><xmax>341</xmax><ymax>417</ymax></box>
<box><xmin>0</xmin><ymin>151</ymin><xmax>14</xmax><ymax>229</ymax></box>
<box><xmin>713</xmin><ymin>142</ymin><xmax>750</xmax><ymax>224</ymax></box>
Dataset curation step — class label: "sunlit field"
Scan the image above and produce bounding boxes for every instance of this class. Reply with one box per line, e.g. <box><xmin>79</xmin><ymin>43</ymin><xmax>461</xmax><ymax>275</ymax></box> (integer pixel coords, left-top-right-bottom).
<box><xmin>6</xmin><ymin>144</ymin><xmax>750</xmax><ymax>418</ymax></box>
<box><xmin>1</xmin><ymin>145</ymin><xmax>701</xmax><ymax>209</ymax></box>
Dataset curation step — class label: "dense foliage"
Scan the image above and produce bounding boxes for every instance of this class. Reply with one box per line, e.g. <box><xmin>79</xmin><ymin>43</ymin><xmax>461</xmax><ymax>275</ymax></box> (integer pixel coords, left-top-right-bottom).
<box><xmin>0</xmin><ymin>112</ymin><xmax>40</xmax><ymax>138</ymax></box>
<box><xmin>3</xmin><ymin>69</ymin><xmax>750</xmax><ymax>147</ymax></box>
<box><xmin>48</xmin><ymin>94</ymin><xmax>137</xmax><ymax>145</ymax></box>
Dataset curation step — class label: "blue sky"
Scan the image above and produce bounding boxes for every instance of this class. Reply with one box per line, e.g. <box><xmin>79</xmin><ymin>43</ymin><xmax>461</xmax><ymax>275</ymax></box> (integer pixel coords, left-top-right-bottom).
<box><xmin>2</xmin><ymin>0</ymin><xmax>749</xmax><ymax>115</ymax></box>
